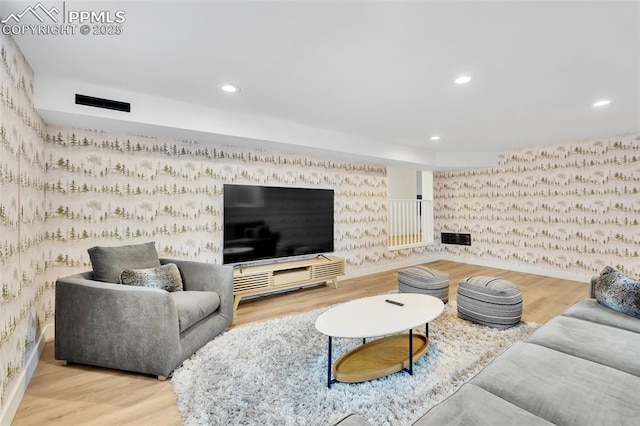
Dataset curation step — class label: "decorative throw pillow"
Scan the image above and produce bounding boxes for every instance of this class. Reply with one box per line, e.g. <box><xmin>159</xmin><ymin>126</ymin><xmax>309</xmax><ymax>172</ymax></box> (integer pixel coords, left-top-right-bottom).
<box><xmin>595</xmin><ymin>266</ymin><xmax>640</xmax><ymax>319</ymax></box>
<box><xmin>119</xmin><ymin>263</ymin><xmax>184</xmax><ymax>292</ymax></box>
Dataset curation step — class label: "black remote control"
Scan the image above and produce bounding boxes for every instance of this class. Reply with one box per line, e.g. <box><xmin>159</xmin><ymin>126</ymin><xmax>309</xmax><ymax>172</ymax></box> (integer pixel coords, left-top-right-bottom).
<box><xmin>385</xmin><ymin>299</ymin><xmax>404</xmax><ymax>307</ymax></box>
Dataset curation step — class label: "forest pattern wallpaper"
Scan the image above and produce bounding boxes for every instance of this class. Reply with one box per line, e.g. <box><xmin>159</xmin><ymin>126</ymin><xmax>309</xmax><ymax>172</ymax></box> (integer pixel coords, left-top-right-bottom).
<box><xmin>43</xmin><ymin>126</ymin><xmax>430</xmax><ymax>276</ymax></box>
<box><xmin>0</xmin><ymin>36</ymin><xmax>48</xmax><ymax>408</ymax></box>
<box><xmin>434</xmin><ymin>134</ymin><xmax>640</xmax><ymax>278</ymax></box>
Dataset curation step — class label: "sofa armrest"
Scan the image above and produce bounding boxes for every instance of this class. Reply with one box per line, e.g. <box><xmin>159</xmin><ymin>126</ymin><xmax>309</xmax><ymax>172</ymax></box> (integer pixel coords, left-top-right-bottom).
<box><xmin>55</xmin><ymin>273</ymin><xmax>181</xmax><ymax>375</ymax></box>
<box><xmin>161</xmin><ymin>258</ymin><xmax>234</xmax><ymax>322</ymax></box>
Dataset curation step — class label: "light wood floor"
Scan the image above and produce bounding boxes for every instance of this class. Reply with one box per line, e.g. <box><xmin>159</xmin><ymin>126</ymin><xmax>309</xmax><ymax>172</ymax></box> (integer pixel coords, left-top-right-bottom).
<box><xmin>12</xmin><ymin>260</ymin><xmax>589</xmax><ymax>425</ymax></box>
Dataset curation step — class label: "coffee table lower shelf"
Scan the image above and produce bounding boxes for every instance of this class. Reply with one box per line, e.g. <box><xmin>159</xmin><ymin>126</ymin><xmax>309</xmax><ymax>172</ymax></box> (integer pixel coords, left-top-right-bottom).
<box><xmin>333</xmin><ymin>333</ymin><xmax>429</xmax><ymax>383</ymax></box>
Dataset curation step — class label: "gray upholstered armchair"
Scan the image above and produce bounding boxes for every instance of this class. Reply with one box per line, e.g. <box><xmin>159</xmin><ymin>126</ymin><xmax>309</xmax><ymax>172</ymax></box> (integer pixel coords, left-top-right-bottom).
<box><xmin>55</xmin><ymin>243</ymin><xmax>233</xmax><ymax>379</ymax></box>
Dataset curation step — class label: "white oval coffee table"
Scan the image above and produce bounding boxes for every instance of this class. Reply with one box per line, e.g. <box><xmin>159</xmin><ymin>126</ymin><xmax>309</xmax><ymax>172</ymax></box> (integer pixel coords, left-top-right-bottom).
<box><xmin>315</xmin><ymin>293</ymin><xmax>444</xmax><ymax>387</ymax></box>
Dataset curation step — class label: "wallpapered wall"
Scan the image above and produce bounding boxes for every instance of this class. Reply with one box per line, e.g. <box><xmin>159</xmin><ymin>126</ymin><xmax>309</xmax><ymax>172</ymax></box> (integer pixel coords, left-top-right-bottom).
<box><xmin>0</xmin><ymin>37</ymin><xmax>48</xmax><ymax>409</ymax></box>
<box><xmin>0</xmin><ymin>36</ymin><xmax>432</xmax><ymax>410</ymax></box>
<box><xmin>43</xmin><ymin>126</ymin><xmax>429</xmax><ymax>275</ymax></box>
<box><xmin>434</xmin><ymin>133</ymin><xmax>640</xmax><ymax>278</ymax></box>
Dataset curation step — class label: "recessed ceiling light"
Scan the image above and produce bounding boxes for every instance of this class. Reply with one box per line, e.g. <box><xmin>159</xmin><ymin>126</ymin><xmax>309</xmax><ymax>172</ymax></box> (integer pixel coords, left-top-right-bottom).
<box><xmin>454</xmin><ymin>75</ymin><xmax>471</xmax><ymax>85</ymax></box>
<box><xmin>430</xmin><ymin>136</ymin><xmax>441</xmax><ymax>141</ymax></box>
<box><xmin>592</xmin><ymin>99</ymin><xmax>610</xmax><ymax>107</ymax></box>
<box><xmin>221</xmin><ymin>83</ymin><xmax>240</xmax><ymax>93</ymax></box>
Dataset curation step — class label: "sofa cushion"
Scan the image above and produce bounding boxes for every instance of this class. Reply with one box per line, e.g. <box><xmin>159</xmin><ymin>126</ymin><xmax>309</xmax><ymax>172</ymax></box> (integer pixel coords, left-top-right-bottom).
<box><xmin>526</xmin><ymin>315</ymin><xmax>640</xmax><ymax>377</ymax></box>
<box><xmin>470</xmin><ymin>342</ymin><xmax>640</xmax><ymax>426</ymax></box>
<box><xmin>172</xmin><ymin>291</ymin><xmax>221</xmax><ymax>333</ymax></box>
<box><xmin>120</xmin><ymin>263</ymin><xmax>184</xmax><ymax>292</ymax></box>
<box><xmin>414</xmin><ymin>383</ymin><xmax>553</xmax><ymax>426</ymax></box>
<box><xmin>88</xmin><ymin>242</ymin><xmax>161</xmax><ymax>283</ymax></box>
<box><xmin>562</xmin><ymin>299</ymin><xmax>640</xmax><ymax>334</ymax></box>
<box><xmin>594</xmin><ymin>266</ymin><xmax>640</xmax><ymax>319</ymax></box>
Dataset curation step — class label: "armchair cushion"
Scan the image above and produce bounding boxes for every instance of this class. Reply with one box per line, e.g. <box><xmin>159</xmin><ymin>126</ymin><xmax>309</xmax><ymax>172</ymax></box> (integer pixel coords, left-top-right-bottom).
<box><xmin>120</xmin><ymin>263</ymin><xmax>184</xmax><ymax>292</ymax></box>
<box><xmin>172</xmin><ymin>291</ymin><xmax>221</xmax><ymax>333</ymax></box>
<box><xmin>88</xmin><ymin>241</ymin><xmax>160</xmax><ymax>283</ymax></box>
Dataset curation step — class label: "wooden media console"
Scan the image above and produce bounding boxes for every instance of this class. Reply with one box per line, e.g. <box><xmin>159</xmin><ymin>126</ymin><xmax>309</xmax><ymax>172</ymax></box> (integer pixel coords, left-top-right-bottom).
<box><xmin>232</xmin><ymin>256</ymin><xmax>345</xmax><ymax>310</ymax></box>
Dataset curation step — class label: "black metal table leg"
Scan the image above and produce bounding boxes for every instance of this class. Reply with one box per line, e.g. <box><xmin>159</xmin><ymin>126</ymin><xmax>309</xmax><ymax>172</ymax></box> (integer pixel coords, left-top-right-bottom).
<box><xmin>401</xmin><ymin>328</ymin><xmax>416</xmax><ymax>376</ymax></box>
<box><xmin>327</xmin><ymin>336</ymin><xmax>333</xmax><ymax>388</ymax></box>
<box><xmin>408</xmin><ymin>328</ymin><xmax>414</xmax><ymax>375</ymax></box>
<box><xmin>426</xmin><ymin>322</ymin><xmax>429</xmax><ymax>337</ymax></box>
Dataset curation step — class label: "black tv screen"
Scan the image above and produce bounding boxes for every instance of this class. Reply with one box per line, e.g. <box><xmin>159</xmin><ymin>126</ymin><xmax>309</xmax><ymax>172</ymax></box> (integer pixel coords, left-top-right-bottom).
<box><xmin>223</xmin><ymin>184</ymin><xmax>335</xmax><ymax>264</ymax></box>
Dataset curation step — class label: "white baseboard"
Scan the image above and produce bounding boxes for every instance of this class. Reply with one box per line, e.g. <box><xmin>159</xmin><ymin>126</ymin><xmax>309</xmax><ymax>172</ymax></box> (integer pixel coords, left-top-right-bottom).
<box><xmin>44</xmin><ymin>323</ymin><xmax>55</xmax><ymax>341</ymax></box>
<box><xmin>340</xmin><ymin>253</ymin><xmax>592</xmax><ymax>284</ymax></box>
<box><xmin>436</xmin><ymin>254</ymin><xmax>592</xmax><ymax>283</ymax></box>
<box><xmin>340</xmin><ymin>254</ymin><xmax>440</xmax><ymax>281</ymax></box>
<box><xmin>0</xmin><ymin>324</ymin><xmax>52</xmax><ymax>426</ymax></box>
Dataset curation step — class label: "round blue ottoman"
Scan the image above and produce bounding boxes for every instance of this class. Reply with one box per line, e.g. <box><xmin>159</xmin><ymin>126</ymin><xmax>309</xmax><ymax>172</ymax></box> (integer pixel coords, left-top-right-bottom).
<box><xmin>457</xmin><ymin>276</ymin><xmax>523</xmax><ymax>329</ymax></box>
<box><xmin>398</xmin><ymin>266</ymin><xmax>449</xmax><ymax>303</ymax></box>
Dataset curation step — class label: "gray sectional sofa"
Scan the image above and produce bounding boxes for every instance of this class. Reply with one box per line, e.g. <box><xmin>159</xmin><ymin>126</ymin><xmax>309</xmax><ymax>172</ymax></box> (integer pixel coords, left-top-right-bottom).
<box><xmin>337</xmin><ymin>277</ymin><xmax>640</xmax><ymax>425</ymax></box>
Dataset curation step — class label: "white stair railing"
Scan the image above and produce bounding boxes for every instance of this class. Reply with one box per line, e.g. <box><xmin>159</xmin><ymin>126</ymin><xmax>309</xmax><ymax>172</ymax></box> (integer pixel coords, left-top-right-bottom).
<box><xmin>387</xmin><ymin>199</ymin><xmax>434</xmax><ymax>249</ymax></box>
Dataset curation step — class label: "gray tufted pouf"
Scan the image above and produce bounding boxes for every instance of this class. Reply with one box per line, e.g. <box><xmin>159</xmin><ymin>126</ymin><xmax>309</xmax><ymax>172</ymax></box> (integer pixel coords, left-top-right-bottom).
<box><xmin>398</xmin><ymin>266</ymin><xmax>450</xmax><ymax>303</ymax></box>
<box><xmin>457</xmin><ymin>276</ymin><xmax>523</xmax><ymax>329</ymax></box>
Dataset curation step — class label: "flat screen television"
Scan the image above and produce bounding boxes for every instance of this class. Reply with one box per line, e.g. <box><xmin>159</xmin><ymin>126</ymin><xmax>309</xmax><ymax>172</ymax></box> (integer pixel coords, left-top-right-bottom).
<box><xmin>223</xmin><ymin>184</ymin><xmax>334</xmax><ymax>264</ymax></box>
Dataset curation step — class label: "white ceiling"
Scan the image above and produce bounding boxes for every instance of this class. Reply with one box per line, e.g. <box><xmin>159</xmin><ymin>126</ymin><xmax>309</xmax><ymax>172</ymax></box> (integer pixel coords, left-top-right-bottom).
<box><xmin>4</xmin><ymin>0</ymin><xmax>640</xmax><ymax>169</ymax></box>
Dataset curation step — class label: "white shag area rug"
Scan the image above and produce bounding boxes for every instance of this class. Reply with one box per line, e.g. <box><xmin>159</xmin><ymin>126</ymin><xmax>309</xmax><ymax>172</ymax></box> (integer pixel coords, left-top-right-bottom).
<box><xmin>172</xmin><ymin>303</ymin><xmax>539</xmax><ymax>426</ymax></box>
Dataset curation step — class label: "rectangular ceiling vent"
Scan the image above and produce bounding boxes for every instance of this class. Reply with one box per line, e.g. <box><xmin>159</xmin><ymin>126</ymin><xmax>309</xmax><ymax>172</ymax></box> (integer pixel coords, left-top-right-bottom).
<box><xmin>75</xmin><ymin>94</ymin><xmax>131</xmax><ymax>113</ymax></box>
<box><xmin>441</xmin><ymin>232</ymin><xmax>471</xmax><ymax>246</ymax></box>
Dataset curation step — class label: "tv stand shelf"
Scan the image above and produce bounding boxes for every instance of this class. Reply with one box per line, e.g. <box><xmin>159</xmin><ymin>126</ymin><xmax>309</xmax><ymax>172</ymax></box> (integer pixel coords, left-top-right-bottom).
<box><xmin>232</xmin><ymin>256</ymin><xmax>345</xmax><ymax>310</ymax></box>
